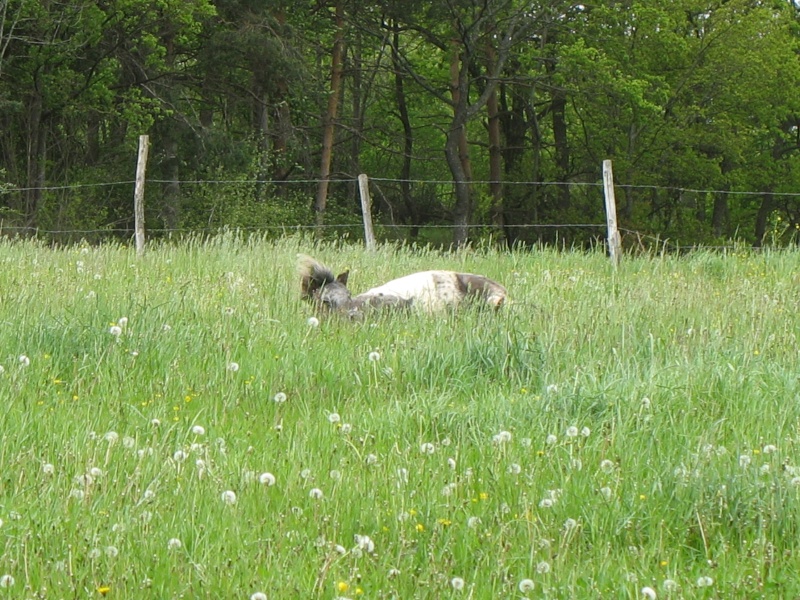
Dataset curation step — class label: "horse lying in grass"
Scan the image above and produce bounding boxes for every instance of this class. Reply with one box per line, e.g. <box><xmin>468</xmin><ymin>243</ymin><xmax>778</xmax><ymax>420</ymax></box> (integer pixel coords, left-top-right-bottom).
<box><xmin>298</xmin><ymin>255</ymin><xmax>507</xmax><ymax>318</ymax></box>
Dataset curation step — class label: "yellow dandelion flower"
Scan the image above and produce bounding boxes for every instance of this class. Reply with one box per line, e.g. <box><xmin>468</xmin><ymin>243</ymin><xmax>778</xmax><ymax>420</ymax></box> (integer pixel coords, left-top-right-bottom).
<box><xmin>337</xmin><ymin>582</ymin><xmax>349</xmax><ymax>593</ymax></box>
<box><xmin>639</xmin><ymin>494</ymin><xmax>646</xmax><ymax>500</ymax></box>
<box><xmin>415</xmin><ymin>523</ymin><xmax>425</xmax><ymax>532</ymax></box>
<box><xmin>437</xmin><ymin>518</ymin><xmax>452</xmax><ymax>526</ymax></box>
<box><xmin>97</xmin><ymin>585</ymin><xmax>111</xmax><ymax>595</ymax></box>
<box><xmin>479</xmin><ymin>492</ymin><xmax>489</xmax><ymax>500</ymax></box>
<box><xmin>355</xmin><ymin>588</ymin><xmax>364</xmax><ymax>596</ymax></box>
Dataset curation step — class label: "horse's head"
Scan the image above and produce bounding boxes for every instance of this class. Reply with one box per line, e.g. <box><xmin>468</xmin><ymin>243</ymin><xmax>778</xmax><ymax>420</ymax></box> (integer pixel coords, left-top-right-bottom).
<box><xmin>298</xmin><ymin>255</ymin><xmax>353</xmax><ymax>312</ymax></box>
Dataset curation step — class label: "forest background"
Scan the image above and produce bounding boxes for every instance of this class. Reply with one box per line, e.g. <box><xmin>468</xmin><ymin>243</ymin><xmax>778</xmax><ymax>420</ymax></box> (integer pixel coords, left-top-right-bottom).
<box><xmin>1</xmin><ymin>0</ymin><xmax>799</xmax><ymax>247</ymax></box>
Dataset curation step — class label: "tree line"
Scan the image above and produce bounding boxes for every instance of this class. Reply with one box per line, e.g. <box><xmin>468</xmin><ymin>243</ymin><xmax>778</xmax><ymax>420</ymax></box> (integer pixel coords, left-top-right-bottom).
<box><xmin>1</xmin><ymin>0</ymin><xmax>799</xmax><ymax>246</ymax></box>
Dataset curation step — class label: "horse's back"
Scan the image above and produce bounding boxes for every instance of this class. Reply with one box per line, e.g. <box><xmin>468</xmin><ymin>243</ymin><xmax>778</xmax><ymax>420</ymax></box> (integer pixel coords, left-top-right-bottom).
<box><xmin>357</xmin><ymin>270</ymin><xmax>505</xmax><ymax>312</ymax></box>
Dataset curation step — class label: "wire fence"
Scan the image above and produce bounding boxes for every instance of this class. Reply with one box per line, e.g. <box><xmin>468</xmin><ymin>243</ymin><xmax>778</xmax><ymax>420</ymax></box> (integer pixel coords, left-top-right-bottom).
<box><xmin>1</xmin><ymin>175</ymin><xmax>797</xmax><ymax>253</ymax></box>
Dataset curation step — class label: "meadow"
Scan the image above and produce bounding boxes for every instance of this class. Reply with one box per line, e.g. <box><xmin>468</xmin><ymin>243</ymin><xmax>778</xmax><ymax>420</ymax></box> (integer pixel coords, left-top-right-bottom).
<box><xmin>1</xmin><ymin>234</ymin><xmax>799</xmax><ymax>599</ymax></box>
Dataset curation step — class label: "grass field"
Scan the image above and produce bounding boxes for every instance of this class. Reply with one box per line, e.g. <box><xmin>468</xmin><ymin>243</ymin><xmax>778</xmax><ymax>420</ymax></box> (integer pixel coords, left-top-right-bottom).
<box><xmin>1</xmin><ymin>235</ymin><xmax>799</xmax><ymax>599</ymax></box>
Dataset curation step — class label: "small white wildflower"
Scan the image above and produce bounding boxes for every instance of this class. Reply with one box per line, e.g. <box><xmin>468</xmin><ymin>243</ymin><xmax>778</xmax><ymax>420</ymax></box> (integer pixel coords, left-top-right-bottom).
<box><xmin>19</xmin><ymin>355</ymin><xmax>30</xmax><ymax>367</ymax></box>
<box><xmin>221</xmin><ymin>490</ymin><xmax>237</xmax><ymax>505</ymax></box>
<box><xmin>259</xmin><ymin>472</ymin><xmax>276</xmax><ymax>486</ymax></box>
<box><xmin>307</xmin><ymin>316</ymin><xmax>320</xmax><ymax>327</ymax></box>
<box><xmin>354</xmin><ymin>534</ymin><xmax>375</xmax><ymax>553</ymax></box>
<box><xmin>273</xmin><ymin>392</ymin><xmax>287</xmax><ymax>403</ymax></box>
<box><xmin>641</xmin><ymin>586</ymin><xmax>657</xmax><ymax>599</ymax></box>
<box><xmin>328</xmin><ymin>412</ymin><xmax>341</xmax><ymax>424</ymax></box>
<box><xmin>518</xmin><ymin>579</ymin><xmax>535</xmax><ymax>593</ymax></box>
<box><xmin>191</xmin><ymin>425</ymin><xmax>206</xmax><ymax>436</ymax></box>
<box><xmin>109</xmin><ymin>325</ymin><xmax>122</xmax><ymax>336</ymax></box>
<box><xmin>309</xmin><ymin>487</ymin><xmax>324</xmax><ymax>500</ymax></box>
<box><xmin>420</xmin><ymin>442</ymin><xmax>435</xmax><ymax>455</ymax></box>
<box><xmin>0</xmin><ymin>575</ymin><xmax>14</xmax><ymax>588</ymax></box>
<box><xmin>368</xmin><ymin>351</ymin><xmax>381</xmax><ymax>362</ymax></box>
<box><xmin>536</xmin><ymin>560</ymin><xmax>551</xmax><ymax>574</ymax></box>
<box><xmin>696</xmin><ymin>576</ymin><xmax>714</xmax><ymax>588</ymax></box>
<box><xmin>566</xmin><ymin>426</ymin><xmax>579</xmax><ymax>438</ymax></box>
<box><xmin>227</xmin><ymin>361</ymin><xmax>240</xmax><ymax>372</ymax></box>
<box><xmin>168</xmin><ymin>538</ymin><xmax>182</xmax><ymax>550</ymax></box>
<box><xmin>450</xmin><ymin>577</ymin><xmax>465</xmax><ymax>591</ymax></box>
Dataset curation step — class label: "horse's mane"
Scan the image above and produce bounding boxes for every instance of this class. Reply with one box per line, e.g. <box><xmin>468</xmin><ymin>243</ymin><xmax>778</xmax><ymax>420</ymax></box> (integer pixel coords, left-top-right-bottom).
<box><xmin>297</xmin><ymin>254</ymin><xmax>337</xmax><ymax>300</ymax></box>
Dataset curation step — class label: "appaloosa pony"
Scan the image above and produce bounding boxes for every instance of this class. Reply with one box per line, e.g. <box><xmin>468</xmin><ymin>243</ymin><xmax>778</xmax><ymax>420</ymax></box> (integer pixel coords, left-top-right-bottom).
<box><xmin>298</xmin><ymin>255</ymin><xmax>506</xmax><ymax>318</ymax></box>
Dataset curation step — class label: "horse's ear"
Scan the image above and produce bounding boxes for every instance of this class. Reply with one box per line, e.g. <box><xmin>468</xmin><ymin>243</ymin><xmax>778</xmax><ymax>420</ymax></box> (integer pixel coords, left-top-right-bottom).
<box><xmin>336</xmin><ymin>271</ymin><xmax>349</xmax><ymax>286</ymax></box>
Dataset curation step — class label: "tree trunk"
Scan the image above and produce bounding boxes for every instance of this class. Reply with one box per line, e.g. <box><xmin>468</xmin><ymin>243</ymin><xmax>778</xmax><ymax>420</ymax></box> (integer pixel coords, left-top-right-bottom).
<box><xmin>392</xmin><ymin>25</ymin><xmax>418</xmax><ymax>238</ymax></box>
<box><xmin>711</xmin><ymin>195</ymin><xmax>729</xmax><ymax>237</ymax></box>
<box><xmin>448</xmin><ymin>40</ymin><xmax>472</xmax><ymax>247</ymax></box>
<box><xmin>487</xmin><ymin>83</ymin><xmax>504</xmax><ymax>239</ymax></box>
<box><xmin>753</xmin><ymin>193</ymin><xmax>774</xmax><ymax>247</ymax></box>
<box><xmin>314</xmin><ymin>0</ymin><xmax>345</xmax><ymax>232</ymax></box>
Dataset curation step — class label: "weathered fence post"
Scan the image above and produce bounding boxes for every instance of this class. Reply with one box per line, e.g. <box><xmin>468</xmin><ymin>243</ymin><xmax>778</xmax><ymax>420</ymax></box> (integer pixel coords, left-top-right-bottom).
<box><xmin>134</xmin><ymin>135</ymin><xmax>149</xmax><ymax>256</ymax></box>
<box><xmin>602</xmin><ymin>159</ymin><xmax>622</xmax><ymax>266</ymax></box>
<box><xmin>358</xmin><ymin>173</ymin><xmax>376</xmax><ymax>251</ymax></box>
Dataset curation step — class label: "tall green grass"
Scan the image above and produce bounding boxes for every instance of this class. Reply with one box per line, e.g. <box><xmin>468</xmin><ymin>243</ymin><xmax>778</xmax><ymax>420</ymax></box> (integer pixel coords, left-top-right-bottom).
<box><xmin>1</xmin><ymin>236</ymin><xmax>799</xmax><ymax>598</ymax></box>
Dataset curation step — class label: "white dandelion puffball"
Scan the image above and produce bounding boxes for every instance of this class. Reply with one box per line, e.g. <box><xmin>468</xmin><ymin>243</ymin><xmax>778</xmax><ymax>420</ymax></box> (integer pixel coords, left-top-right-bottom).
<box><xmin>19</xmin><ymin>355</ymin><xmax>30</xmax><ymax>367</ymax></box>
<box><xmin>227</xmin><ymin>361</ymin><xmax>240</xmax><ymax>372</ymax></box>
<box><xmin>259</xmin><ymin>472</ymin><xmax>276</xmax><ymax>486</ymax></box>
<box><xmin>42</xmin><ymin>463</ymin><xmax>55</xmax><ymax>475</ymax></box>
<box><xmin>696</xmin><ymin>576</ymin><xmax>714</xmax><ymax>588</ymax></box>
<box><xmin>251</xmin><ymin>593</ymin><xmax>267</xmax><ymax>600</ymax></box>
<box><xmin>536</xmin><ymin>561</ymin><xmax>551</xmax><ymax>574</ymax></box>
<box><xmin>118</xmin><ymin>317</ymin><xmax>128</xmax><ymax>327</ymax></box>
<box><xmin>0</xmin><ymin>575</ymin><xmax>14</xmax><ymax>588</ymax></box>
<box><xmin>328</xmin><ymin>412</ymin><xmax>341</xmax><ymax>424</ymax></box>
<box><xmin>518</xmin><ymin>579</ymin><xmax>535</xmax><ymax>593</ymax></box>
<box><xmin>191</xmin><ymin>425</ymin><xmax>206</xmax><ymax>436</ymax></box>
<box><xmin>103</xmin><ymin>431</ymin><xmax>119</xmax><ymax>443</ymax></box>
<box><xmin>168</xmin><ymin>538</ymin><xmax>182</xmax><ymax>550</ymax></box>
<box><xmin>493</xmin><ymin>430</ymin><xmax>512</xmax><ymax>444</ymax></box>
<box><xmin>309</xmin><ymin>487</ymin><xmax>324</xmax><ymax>500</ymax></box>
<box><xmin>420</xmin><ymin>442</ymin><xmax>435</xmax><ymax>455</ymax></box>
<box><xmin>450</xmin><ymin>577</ymin><xmax>465</xmax><ymax>591</ymax></box>
<box><xmin>641</xmin><ymin>586</ymin><xmax>657</xmax><ymax>599</ymax></box>
<box><xmin>221</xmin><ymin>490</ymin><xmax>237</xmax><ymax>505</ymax></box>
<box><xmin>307</xmin><ymin>316</ymin><xmax>320</xmax><ymax>327</ymax></box>
<box><xmin>109</xmin><ymin>325</ymin><xmax>122</xmax><ymax>336</ymax></box>
<box><xmin>368</xmin><ymin>351</ymin><xmax>381</xmax><ymax>362</ymax></box>
<box><xmin>545</xmin><ymin>434</ymin><xmax>558</xmax><ymax>445</ymax></box>
<box><xmin>565</xmin><ymin>426</ymin><xmax>579</xmax><ymax>438</ymax></box>
<box><xmin>273</xmin><ymin>392</ymin><xmax>287</xmax><ymax>403</ymax></box>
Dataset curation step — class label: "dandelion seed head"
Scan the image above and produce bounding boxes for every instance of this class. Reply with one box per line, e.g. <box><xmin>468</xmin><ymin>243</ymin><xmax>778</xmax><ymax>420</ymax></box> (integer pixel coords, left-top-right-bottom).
<box><xmin>226</xmin><ymin>361</ymin><xmax>239</xmax><ymax>372</ymax></box>
<box><xmin>19</xmin><ymin>355</ymin><xmax>30</xmax><ymax>367</ymax></box>
<box><xmin>105</xmin><ymin>546</ymin><xmax>118</xmax><ymax>558</ymax></box>
<box><xmin>340</xmin><ymin>423</ymin><xmax>352</xmax><ymax>434</ymax></box>
<box><xmin>89</xmin><ymin>467</ymin><xmax>103</xmax><ymax>478</ymax></box>
<box><xmin>191</xmin><ymin>425</ymin><xmax>206</xmax><ymax>436</ymax></box>
<box><xmin>545</xmin><ymin>434</ymin><xmax>558</xmax><ymax>445</ymax></box>
<box><xmin>0</xmin><ymin>575</ymin><xmax>14</xmax><ymax>588</ymax></box>
<box><xmin>739</xmin><ymin>454</ymin><xmax>752</xmax><ymax>468</ymax></box>
<box><xmin>109</xmin><ymin>326</ymin><xmax>122</xmax><ymax>336</ymax></box>
<box><xmin>368</xmin><ymin>351</ymin><xmax>381</xmax><ymax>362</ymax></box>
<box><xmin>420</xmin><ymin>442</ymin><xmax>435</xmax><ymax>455</ymax></box>
<box><xmin>309</xmin><ymin>487</ymin><xmax>324</xmax><ymax>500</ymax></box>
<box><xmin>566</xmin><ymin>426</ymin><xmax>579</xmax><ymax>438</ymax></box>
<box><xmin>507</xmin><ymin>463</ymin><xmax>522</xmax><ymax>475</ymax></box>
<box><xmin>221</xmin><ymin>490</ymin><xmax>237</xmax><ymax>505</ymax></box>
<box><xmin>600</xmin><ymin>459</ymin><xmax>615</xmax><ymax>473</ymax></box>
<box><xmin>518</xmin><ymin>579</ymin><xmax>535</xmax><ymax>593</ymax></box>
<box><xmin>662</xmin><ymin>579</ymin><xmax>678</xmax><ymax>592</ymax></box>
<box><xmin>273</xmin><ymin>392</ymin><xmax>287</xmax><ymax>403</ymax></box>
<box><xmin>581</xmin><ymin>426</ymin><xmax>591</xmax><ymax>437</ymax></box>
<box><xmin>307</xmin><ymin>316</ymin><xmax>320</xmax><ymax>327</ymax></box>
<box><xmin>300</xmin><ymin>468</ymin><xmax>311</xmax><ymax>479</ymax></box>
<box><xmin>493</xmin><ymin>430</ymin><xmax>512</xmax><ymax>444</ymax></box>
<box><xmin>42</xmin><ymin>463</ymin><xmax>55</xmax><ymax>475</ymax></box>
<box><xmin>763</xmin><ymin>444</ymin><xmax>777</xmax><ymax>454</ymax></box>
<box><xmin>173</xmin><ymin>450</ymin><xmax>188</xmax><ymax>462</ymax></box>
<box><xmin>118</xmin><ymin>317</ymin><xmax>128</xmax><ymax>327</ymax></box>
<box><xmin>447</xmin><ymin>457</ymin><xmax>457</xmax><ymax>469</ymax></box>
<box><xmin>450</xmin><ymin>577</ymin><xmax>465</xmax><ymax>591</ymax></box>
<box><xmin>251</xmin><ymin>593</ymin><xmax>268</xmax><ymax>600</ymax></box>
<box><xmin>538</xmin><ymin>498</ymin><xmax>554</xmax><ymax>508</ymax></box>
<box><xmin>329</xmin><ymin>470</ymin><xmax>342</xmax><ymax>481</ymax></box>
<box><xmin>168</xmin><ymin>538</ymin><xmax>182</xmax><ymax>550</ymax></box>
<box><xmin>328</xmin><ymin>412</ymin><xmax>341</xmax><ymax>424</ymax></box>
<box><xmin>696</xmin><ymin>576</ymin><xmax>714</xmax><ymax>588</ymax></box>
<box><xmin>641</xmin><ymin>586</ymin><xmax>657</xmax><ymax>599</ymax></box>
<box><xmin>536</xmin><ymin>560</ymin><xmax>551</xmax><ymax>574</ymax></box>
<box><xmin>259</xmin><ymin>472</ymin><xmax>276</xmax><ymax>486</ymax></box>
<box><xmin>354</xmin><ymin>534</ymin><xmax>375</xmax><ymax>553</ymax></box>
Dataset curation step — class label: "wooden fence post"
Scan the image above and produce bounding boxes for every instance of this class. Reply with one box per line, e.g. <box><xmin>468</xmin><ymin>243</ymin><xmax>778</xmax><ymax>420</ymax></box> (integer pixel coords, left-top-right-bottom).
<box><xmin>602</xmin><ymin>159</ymin><xmax>622</xmax><ymax>266</ymax></box>
<box><xmin>134</xmin><ymin>135</ymin><xmax>149</xmax><ymax>256</ymax></box>
<box><xmin>358</xmin><ymin>173</ymin><xmax>376</xmax><ymax>251</ymax></box>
